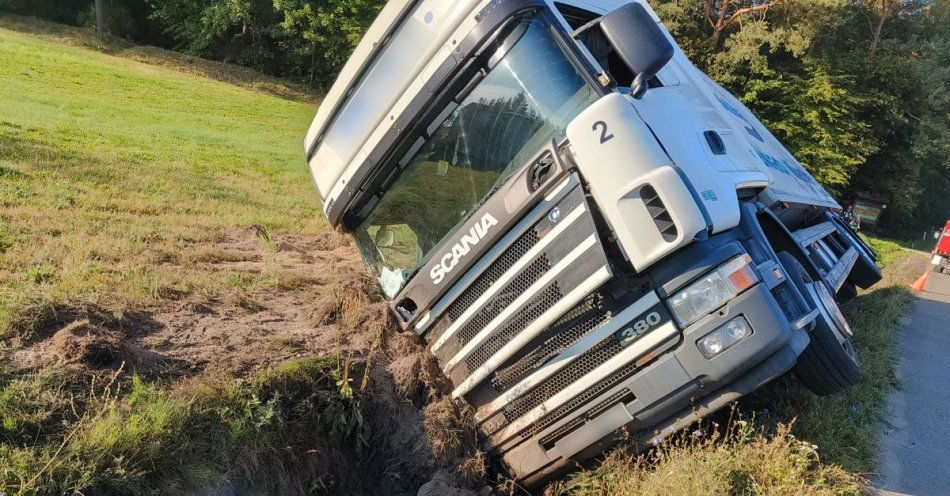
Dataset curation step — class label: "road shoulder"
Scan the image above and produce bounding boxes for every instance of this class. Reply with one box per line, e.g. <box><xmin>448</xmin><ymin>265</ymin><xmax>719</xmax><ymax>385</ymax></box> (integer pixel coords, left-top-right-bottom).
<box><xmin>876</xmin><ymin>271</ymin><xmax>950</xmax><ymax>496</ymax></box>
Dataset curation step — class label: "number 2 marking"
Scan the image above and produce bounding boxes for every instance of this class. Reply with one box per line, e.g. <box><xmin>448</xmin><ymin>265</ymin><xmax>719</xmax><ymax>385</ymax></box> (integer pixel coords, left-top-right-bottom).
<box><xmin>593</xmin><ymin>120</ymin><xmax>614</xmax><ymax>144</ymax></box>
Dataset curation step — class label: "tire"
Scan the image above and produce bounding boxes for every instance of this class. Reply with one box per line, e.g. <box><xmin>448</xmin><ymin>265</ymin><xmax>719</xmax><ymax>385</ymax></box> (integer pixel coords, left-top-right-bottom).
<box><xmin>849</xmin><ymin>248</ymin><xmax>882</xmax><ymax>289</ymax></box>
<box><xmin>836</xmin><ymin>281</ymin><xmax>858</xmax><ymax>304</ymax></box>
<box><xmin>829</xmin><ymin>213</ymin><xmax>881</xmax><ymax>289</ymax></box>
<box><xmin>777</xmin><ymin>252</ymin><xmax>863</xmax><ymax>396</ymax></box>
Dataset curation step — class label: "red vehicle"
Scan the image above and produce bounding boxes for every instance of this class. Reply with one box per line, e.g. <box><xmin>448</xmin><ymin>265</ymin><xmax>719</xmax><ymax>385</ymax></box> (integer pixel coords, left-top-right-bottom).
<box><xmin>934</xmin><ymin>220</ymin><xmax>950</xmax><ymax>273</ymax></box>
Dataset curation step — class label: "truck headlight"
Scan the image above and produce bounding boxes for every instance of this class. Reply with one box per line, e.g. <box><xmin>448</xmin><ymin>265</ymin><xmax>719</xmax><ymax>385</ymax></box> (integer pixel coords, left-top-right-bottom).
<box><xmin>698</xmin><ymin>317</ymin><xmax>753</xmax><ymax>358</ymax></box>
<box><xmin>668</xmin><ymin>254</ymin><xmax>758</xmax><ymax>327</ymax></box>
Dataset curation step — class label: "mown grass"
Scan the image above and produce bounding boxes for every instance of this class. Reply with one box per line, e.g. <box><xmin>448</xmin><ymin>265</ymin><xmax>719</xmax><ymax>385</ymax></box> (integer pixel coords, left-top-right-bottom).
<box><xmin>0</xmin><ymin>14</ymin><xmax>318</xmax><ymax>104</ymax></box>
<box><xmin>869</xmin><ymin>234</ymin><xmax>940</xmax><ymax>254</ymax></box>
<box><xmin>0</xmin><ymin>15</ymin><xmax>325</xmax><ymax>340</ymax></box>
<box><xmin>556</xmin><ymin>239</ymin><xmax>919</xmax><ymax>494</ymax></box>
<box><xmin>861</xmin><ymin>235</ymin><xmax>908</xmax><ymax>266</ymax></box>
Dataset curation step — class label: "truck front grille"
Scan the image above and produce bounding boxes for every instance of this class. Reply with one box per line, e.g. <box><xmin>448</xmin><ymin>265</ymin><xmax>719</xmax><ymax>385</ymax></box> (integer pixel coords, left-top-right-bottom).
<box><xmin>503</xmin><ymin>333</ymin><xmax>624</xmax><ymax>426</ymax></box>
<box><xmin>418</xmin><ymin>175</ymin><xmax>677</xmax><ymax>455</ymax></box>
<box><xmin>444</xmin><ymin>229</ymin><xmax>542</xmax><ymax>326</ymax></box>
<box><xmin>455</xmin><ymin>255</ymin><xmax>551</xmax><ymax>349</ymax></box>
<box><xmin>422</xmin><ymin>179</ymin><xmax>611</xmax><ymax>393</ymax></box>
<box><xmin>459</xmin><ymin>283</ymin><xmax>563</xmax><ymax>382</ymax></box>
<box><xmin>522</xmin><ymin>356</ymin><xmax>640</xmax><ymax>439</ymax></box>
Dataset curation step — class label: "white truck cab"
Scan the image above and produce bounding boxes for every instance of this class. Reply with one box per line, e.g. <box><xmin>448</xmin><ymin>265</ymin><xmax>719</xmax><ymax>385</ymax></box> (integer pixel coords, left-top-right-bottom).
<box><xmin>303</xmin><ymin>0</ymin><xmax>882</xmax><ymax>487</ymax></box>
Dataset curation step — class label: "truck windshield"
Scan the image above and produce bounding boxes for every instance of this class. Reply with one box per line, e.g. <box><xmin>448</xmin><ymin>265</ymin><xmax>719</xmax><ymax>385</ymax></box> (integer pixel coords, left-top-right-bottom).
<box><xmin>353</xmin><ymin>13</ymin><xmax>599</xmax><ymax>298</ymax></box>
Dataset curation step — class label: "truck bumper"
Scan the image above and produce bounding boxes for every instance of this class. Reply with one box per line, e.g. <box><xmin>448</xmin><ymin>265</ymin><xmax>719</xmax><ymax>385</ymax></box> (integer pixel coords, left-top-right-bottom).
<box><xmin>504</xmin><ymin>281</ymin><xmax>808</xmax><ymax>487</ymax></box>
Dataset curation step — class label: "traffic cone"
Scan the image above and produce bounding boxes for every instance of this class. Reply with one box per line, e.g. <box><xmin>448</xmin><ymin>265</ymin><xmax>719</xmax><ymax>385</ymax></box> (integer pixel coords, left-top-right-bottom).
<box><xmin>911</xmin><ymin>271</ymin><xmax>931</xmax><ymax>292</ymax></box>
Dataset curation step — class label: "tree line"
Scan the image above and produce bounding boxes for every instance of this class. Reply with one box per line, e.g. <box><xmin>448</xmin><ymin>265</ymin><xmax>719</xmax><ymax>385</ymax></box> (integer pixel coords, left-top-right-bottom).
<box><xmin>1</xmin><ymin>0</ymin><xmax>947</xmax><ymax>236</ymax></box>
<box><xmin>0</xmin><ymin>0</ymin><xmax>384</xmax><ymax>89</ymax></box>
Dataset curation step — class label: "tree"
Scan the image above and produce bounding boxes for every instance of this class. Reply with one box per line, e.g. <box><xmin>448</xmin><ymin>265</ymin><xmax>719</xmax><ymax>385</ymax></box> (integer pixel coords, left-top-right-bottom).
<box><xmin>147</xmin><ymin>0</ymin><xmax>383</xmax><ymax>90</ymax></box>
<box><xmin>272</xmin><ymin>0</ymin><xmax>383</xmax><ymax>86</ymax></box>
<box><xmin>95</xmin><ymin>0</ymin><xmax>109</xmax><ymax>35</ymax></box>
<box><xmin>704</xmin><ymin>0</ymin><xmax>785</xmax><ymax>45</ymax></box>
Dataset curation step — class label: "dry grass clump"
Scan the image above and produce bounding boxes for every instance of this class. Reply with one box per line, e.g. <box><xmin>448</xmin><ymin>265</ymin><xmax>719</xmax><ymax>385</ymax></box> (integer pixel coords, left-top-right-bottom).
<box><xmin>553</xmin><ymin>420</ymin><xmax>861</xmax><ymax>496</ymax></box>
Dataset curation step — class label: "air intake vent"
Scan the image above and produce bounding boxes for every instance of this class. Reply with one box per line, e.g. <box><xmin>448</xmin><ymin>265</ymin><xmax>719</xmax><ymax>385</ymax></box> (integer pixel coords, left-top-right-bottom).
<box><xmin>641</xmin><ymin>185</ymin><xmax>678</xmax><ymax>242</ymax></box>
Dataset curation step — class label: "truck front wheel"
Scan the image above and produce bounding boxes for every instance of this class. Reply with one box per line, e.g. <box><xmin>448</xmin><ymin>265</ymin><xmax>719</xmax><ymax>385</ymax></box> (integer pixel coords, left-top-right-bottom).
<box><xmin>777</xmin><ymin>252</ymin><xmax>864</xmax><ymax>395</ymax></box>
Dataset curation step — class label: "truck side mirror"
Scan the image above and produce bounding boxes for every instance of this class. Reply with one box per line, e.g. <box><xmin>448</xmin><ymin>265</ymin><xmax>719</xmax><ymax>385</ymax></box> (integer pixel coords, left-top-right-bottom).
<box><xmin>579</xmin><ymin>3</ymin><xmax>674</xmax><ymax>99</ymax></box>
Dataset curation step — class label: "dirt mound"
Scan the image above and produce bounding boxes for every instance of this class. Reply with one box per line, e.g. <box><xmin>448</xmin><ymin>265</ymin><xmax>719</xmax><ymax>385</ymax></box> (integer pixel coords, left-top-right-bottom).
<box><xmin>48</xmin><ymin>320</ymin><xmax>145</xmax><ymax>369</ymax></box>
<box><xmin>9</xmin><ymin>319</ymin><xmax>170</xmax><ymax>375</ymax></box>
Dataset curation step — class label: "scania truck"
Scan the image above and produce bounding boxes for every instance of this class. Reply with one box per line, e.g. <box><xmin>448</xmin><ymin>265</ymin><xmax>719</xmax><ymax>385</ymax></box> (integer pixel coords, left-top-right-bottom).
<box><xmin>302</xmin><ymin>0</ymin><xmax>883</xmax><ymax>488</ymax></box>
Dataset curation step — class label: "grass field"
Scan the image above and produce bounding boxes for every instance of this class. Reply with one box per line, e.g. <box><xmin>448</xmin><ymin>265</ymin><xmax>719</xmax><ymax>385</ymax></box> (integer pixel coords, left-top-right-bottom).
<box><xmin>0</xmin><ymin>15</ymin><xmax>325</xmax><ymax>341</ymax></box>
<box><xmin>0</xmin><ymin>14</ymin><xmax>927</xmax><ymax>496</ymax></box>
<box><xmin>0</xmin><ymin>15</ymin><xmax>384</xmax><ymax>496</ymax></box>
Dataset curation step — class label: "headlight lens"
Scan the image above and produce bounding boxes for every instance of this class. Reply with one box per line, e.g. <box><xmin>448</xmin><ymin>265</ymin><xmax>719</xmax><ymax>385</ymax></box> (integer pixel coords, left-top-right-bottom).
<box><xmin>669</xmin><ymin>272</ymin><xmax>733</xmax><ymax>326</ymax></box>
<box><xmin>698</xmin><ymin>317</ymin><xmax>753</xmax><ymax>358</ymax></box>
<box><xmin>668</xmin><ymin>254</ymin><xmax>758</xmax><ymax>326</ymax></box>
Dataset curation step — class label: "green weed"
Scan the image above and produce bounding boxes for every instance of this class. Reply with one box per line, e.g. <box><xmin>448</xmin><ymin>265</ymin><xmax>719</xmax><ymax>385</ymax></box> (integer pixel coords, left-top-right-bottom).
<box><xmin>861</xmin><ymin>235</ymin><xmax>907</xmax><ymax>267</ymax></box>
<box><xmin>0</xmin><ymin>358</ymin><xmax>363</xmax><ymax>495</ymax></box>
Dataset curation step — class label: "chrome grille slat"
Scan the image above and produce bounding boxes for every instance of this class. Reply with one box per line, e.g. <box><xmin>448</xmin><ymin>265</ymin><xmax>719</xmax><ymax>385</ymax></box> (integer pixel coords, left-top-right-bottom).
<box><xmin>456</xmin><ymin>283</ymin><xmax>563</xmax><ymax>382</ymax></box>
<box><xmin>524</xmin><ymin>365</ymin><xmax>639</xmax><ymax>439</ymax></box>
<box><xmin>538</xmin><ymin>388</ymin><xmax>635</xmax><ymax>450</ymax></box>
<box><xmin>428</xmin><ymin>195</ymin><xmax>588</xmax><ymax>354</ymax></box>
<box><xmin>444</xmin><ymin>236</ymin><xmax>603</xmax><ymax>374</ymax></box>
<box><xmin>454</xmin><ymin>255</ymin><xmax>551</xmax><ymax>350</ymax></box>
<box><xmin>491</xmin><ymin>292</ymin><xmax>610</xmax><ymax>392</ymax></box>
<box><xmin>503</xmin><ymin>334</ymin><xmax>621</xmax><ymax>424</ymax></box>
<box><xmin>446</xmin><ymin>230</ymin><xmax>541</xmax><ymax>325</ymax></box>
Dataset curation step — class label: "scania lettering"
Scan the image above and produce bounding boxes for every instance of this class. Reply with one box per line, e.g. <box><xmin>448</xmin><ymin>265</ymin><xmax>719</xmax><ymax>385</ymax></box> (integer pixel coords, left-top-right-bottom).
<box><xmin>302</xmin><ymin>0</ymin><xmax>883</xmax><ymax>488</ymax></box>
<box><xmin>431</xmin><ymin>213</ymin><xmax>500</xmax><ymax>284</ymax></box>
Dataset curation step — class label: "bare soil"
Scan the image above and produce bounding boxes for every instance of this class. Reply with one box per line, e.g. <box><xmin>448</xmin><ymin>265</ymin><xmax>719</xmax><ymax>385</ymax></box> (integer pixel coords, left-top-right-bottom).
<box><xmin>2</xmin><ymin>227</ymin><xmax>484</xmax><ymax>495</ymax></box>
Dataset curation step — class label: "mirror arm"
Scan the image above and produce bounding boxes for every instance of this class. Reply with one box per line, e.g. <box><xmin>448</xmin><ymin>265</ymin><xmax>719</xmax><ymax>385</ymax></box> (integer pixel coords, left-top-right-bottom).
<box><xmin>631</xmin><ymin>72</ymin><xmax>650</xmax><ymax>99</ymax></box>
<box><xmin>571</xmin><ymin>16</ymin><xmax>604</xmax><ymax>39</ymax></box>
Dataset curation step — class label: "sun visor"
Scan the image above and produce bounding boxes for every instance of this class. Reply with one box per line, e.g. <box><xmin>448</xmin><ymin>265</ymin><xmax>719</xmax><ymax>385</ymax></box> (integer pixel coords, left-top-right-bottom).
<box><xmin>303</xmin><ymin>0</ymin><xmax>481</xmax><ymax>201</ymax></box>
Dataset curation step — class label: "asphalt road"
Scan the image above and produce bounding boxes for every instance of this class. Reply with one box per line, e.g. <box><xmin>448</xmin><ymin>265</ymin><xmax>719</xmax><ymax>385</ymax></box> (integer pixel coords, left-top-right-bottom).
<box><xmin>876</xmin><ymin>269</ymin><xmax>950</xmax><ymax>496</ymax></box>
